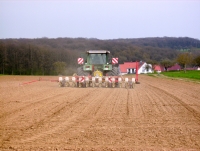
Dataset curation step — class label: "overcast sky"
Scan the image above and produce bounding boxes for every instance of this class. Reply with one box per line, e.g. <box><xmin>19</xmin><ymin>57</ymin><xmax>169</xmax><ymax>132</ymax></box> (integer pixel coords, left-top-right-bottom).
<box><xmin>0</xmin><ymin>0</ymin><xmax>200</xmax><ymax>40</ymax></box>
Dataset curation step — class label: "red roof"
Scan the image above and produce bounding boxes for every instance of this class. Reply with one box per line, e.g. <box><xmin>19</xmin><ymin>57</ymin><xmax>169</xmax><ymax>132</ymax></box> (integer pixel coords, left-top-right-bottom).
<box><xmin>168</xmin><ymin>64</ymin><xmax>181</xmax><ymax>71</ymax></box>
<box><xmin>154</xmin><ymin>65</ymin><xmax>165</xmax><ymax>71</ymax></box>
<box><xmin>119</xmin><ymin>62</ymin><xmax>144</xmax><ymax>73</ymax></box>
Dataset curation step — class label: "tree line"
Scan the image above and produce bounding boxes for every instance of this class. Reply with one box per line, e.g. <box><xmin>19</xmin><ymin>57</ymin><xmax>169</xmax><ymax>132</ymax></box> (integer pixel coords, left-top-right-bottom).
<box><xmin>0</xmin><ymin>37</ymin><xmax>200</xmax><ymax>75</ymax></box>
<box><xmin>0</xmin><ymin>40</ymin><xmax>78</xmax><ymax>75</ymax></box>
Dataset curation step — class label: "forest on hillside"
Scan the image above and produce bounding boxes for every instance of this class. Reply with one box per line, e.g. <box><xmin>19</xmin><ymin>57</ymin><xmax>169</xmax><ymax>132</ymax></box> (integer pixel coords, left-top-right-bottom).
<box><xmin>0</xmin><ymin>37</ymin><xmax>200</xmax><ymax>75</ymax></box>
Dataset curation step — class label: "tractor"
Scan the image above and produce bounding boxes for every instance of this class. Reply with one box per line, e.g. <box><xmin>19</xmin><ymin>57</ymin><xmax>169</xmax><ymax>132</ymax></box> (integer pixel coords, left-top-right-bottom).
<box><xmin>58</xmin><ymin>50</ymin><xmax>136</xmax><ymax>88</ymax></box>
<box><xmin>77</xmin><ymin>50</ymin><xmax>120</xmax><ymax>77</ymax></box>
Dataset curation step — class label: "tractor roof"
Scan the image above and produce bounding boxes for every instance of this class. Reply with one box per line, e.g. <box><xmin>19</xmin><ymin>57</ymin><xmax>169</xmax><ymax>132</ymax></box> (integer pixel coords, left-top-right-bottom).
<box><xmin>87</xmin><ymin>50</ymin><xmax>110</xmax><ymax>54</ymax></box>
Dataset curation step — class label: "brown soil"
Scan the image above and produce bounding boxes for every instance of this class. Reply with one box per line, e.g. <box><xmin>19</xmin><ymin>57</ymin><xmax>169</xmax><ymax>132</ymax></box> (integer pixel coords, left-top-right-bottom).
<box><xmin>0</xmin><ymin>75</ymin><xmax>200</xmax><ymax>151</ymax></box>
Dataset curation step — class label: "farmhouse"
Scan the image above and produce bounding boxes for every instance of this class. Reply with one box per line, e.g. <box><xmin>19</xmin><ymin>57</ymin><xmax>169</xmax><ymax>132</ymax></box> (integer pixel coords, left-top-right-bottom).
<box><xmin>119</xmin><ymin>61</ymin><xmax>153</xmax><ymax>75</ymax></box>
<box><xmin>154</xmin><ymin>65</ymin><xmax>165</xmax><ymax>72</ymax></box>
<box><xmin>185</xmin><ymin>66</ymin><xmax>200</xmax><ymax>70</ymax></box>
<box><xmin>154</xmin><ymin>64</ymin><xmax>181</xmax><ymax>72</ymax></box>
<box><xmin>168</xmin><ymin>63</ymin><xmax>181</xmax><ymax>71</ymax></box>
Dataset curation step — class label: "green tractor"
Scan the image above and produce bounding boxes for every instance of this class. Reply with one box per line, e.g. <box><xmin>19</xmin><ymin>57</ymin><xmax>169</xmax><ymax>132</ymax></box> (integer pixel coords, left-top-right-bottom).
<box><xmin>58</xmin><ymin>50</ymin><xmax>136</xmax><ymax>88</ymax></box>
<box><xmin>77</xmin><ymin>50</ymin><xmax>120</xmax><ymax>77</ymax></box>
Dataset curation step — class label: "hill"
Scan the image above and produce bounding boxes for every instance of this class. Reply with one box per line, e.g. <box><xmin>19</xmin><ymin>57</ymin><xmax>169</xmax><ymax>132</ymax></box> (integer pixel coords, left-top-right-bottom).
<box><xmin>0</xmin><ymin>37</ymin><xmax>200</xmax><ymax>75</ymax></box>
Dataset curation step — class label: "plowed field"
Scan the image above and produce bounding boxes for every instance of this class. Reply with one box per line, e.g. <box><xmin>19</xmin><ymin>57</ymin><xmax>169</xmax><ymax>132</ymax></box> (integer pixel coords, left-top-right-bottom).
<box><xmin>0</xmin><ymin>75</ymin><xmax>200</xmax><ymax>151</ymax></box>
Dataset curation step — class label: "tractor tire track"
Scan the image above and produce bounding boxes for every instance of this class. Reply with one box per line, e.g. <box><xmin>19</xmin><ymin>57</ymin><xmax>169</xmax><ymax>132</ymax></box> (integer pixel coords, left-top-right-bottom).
<box><xmin>0</xmin><ymin>89</ymin><xmax>74</xmax><ymax>119</ymax></box>
<box><xmin>147</xmin><ymin>84</ymin><xmax>200</xmax><ymax>124</ymax></box>
<box><xmin>1</xmin><ymin>75</ymin><xmax>200</xmax><ymax>150</ymax></box>
<box><xmin>0</xmin><ymin>88</ymin><xmax>98</xmax><ymax>147</ymax></box>
<box><xmin>16</xmin><ymin>88</ymin><xmax>114</xmax><ymax>144</ymax></box>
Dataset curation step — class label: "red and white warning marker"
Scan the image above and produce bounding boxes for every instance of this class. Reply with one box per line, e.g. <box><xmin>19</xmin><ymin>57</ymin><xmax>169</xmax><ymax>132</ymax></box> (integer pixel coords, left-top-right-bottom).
<box><xmin>77</xmin><ymin>58</ymin><xmax>84</xmax><ymax>64</ymax></box>
<box><xmin>112</xmin><ymin>58</ymin><xmax>118</xmax><ymax>64</ymax></box>
<box><xmin>79</xmin><ymin>76</ymin><xmax>85</xmax><ymax>83</ymax></box>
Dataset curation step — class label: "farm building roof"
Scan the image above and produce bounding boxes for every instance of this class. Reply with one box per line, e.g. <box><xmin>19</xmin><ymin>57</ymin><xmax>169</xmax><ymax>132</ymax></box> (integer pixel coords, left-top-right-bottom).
<box><xmin>119</xmin><ymin>62</ymin><xmax>145</xmax><ymax>73</ymax></box>
<box><xmin>154</xmin><ymin>65</ymin><xmax>165</xmax><ymax>71</ymax></box>
<box><xmin>168</xmin><ymin>63</ymin><xmax>181</xmax><ymax>71</ymax></box>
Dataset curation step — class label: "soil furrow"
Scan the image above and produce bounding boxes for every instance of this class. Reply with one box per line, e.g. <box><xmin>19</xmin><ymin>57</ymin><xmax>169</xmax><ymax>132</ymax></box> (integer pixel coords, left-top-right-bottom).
<box><xmin>148</xmin><ymin>84</ymin><xmax>200</xmax><ymax>124</ymax></box>
<box><xmin>1</xmin><ymin>75</ymin><xmax>200</xmax><ymax>150</ymax></box>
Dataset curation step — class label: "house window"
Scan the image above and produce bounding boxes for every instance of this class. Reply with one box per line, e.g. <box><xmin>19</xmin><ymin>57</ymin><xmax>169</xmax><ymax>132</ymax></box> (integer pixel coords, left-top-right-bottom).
<box><xmin>127</xmin><ymin>68</ymin><xmax>135</xmax><ymax>74</ymax></box>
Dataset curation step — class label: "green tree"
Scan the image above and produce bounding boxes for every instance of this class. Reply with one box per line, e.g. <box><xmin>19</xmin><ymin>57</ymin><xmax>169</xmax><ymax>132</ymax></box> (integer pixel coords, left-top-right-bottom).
<box><xmin>177</xmin><ymin>53</ymin><xmax>193</xmax><ymax>73</ymax></box>
<box><xmin>160</xmin><ymin>59</ymin><xmax>174</xmax><ymax>71</ymax></box>
<box><xmin>193</xmin><ymin>55</ymin><xmax>200</xmax><ymax>66</ymax></box>
<box><xmin>53</xmin><ymin>61</ymin><xmax>66</xmax><ymax>75</ymax></box>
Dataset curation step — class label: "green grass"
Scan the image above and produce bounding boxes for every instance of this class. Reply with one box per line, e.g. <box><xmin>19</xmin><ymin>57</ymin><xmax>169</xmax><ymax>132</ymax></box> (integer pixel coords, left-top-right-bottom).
<box><xmin>161</xmin><ymin>70</ymin><xmax>200</xmax><ymax>80</ymax></box>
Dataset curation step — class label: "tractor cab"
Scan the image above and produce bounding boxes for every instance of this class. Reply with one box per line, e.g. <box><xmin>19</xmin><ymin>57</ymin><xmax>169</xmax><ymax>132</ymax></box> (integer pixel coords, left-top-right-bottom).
<box><xmin>77</xmin><ymin>50</ymin><xmax>119</xmax><ymax>77</ymax></box>
<box><xmin>79</xmin><ymin>50</ymin><xmax>112</xmax><ymax>76</ymax></box>
<box><xmin>78</xmin><ymin>50</ymin><xmax>112</xmax><ymax>76</ymax></box>
<box><xmin>86</xmin><ymin>50</ymin><xmax>110</xmax><ymax>65</ymax></box>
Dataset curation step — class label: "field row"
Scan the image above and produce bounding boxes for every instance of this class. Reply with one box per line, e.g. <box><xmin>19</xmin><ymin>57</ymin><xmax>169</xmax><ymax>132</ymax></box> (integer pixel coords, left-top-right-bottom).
<box><xmin>0</xmin><ymin>75</ymin><xmax>200</xmax><ymax>150</ymax></box>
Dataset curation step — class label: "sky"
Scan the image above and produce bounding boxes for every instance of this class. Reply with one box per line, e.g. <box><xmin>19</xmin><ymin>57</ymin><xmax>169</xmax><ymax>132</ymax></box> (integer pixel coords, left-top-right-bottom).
<box><xmin>0</xmin><ymin>0</ymin><xmax>200</xmax><ymax>40</ymax></box>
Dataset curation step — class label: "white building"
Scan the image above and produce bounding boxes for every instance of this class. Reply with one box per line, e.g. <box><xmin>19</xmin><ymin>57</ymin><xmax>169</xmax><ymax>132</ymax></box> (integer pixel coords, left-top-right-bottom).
<box><xmin>119</xmin><ymin>62</ymin><xmax>153</xmax><ymax>75</ymax></box>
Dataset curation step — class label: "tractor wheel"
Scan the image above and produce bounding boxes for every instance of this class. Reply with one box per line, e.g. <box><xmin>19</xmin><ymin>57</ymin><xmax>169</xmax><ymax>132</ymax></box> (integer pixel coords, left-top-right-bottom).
<box><xmin>107</xmin><ymin>67</ymin><xmax>120</xmax><ymax>76</ymax></box>
<box><xmin>77</xmin><ymin>67</ymin><xmax>89</xmax><ymax>76</ymax></box>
